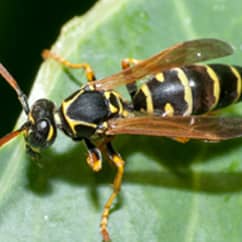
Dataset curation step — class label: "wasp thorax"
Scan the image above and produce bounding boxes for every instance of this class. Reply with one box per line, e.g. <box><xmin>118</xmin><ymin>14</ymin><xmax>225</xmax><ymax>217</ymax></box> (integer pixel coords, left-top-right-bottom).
<box><xmin>25</xmin><ymin>99</ymin><xmax>57</xmax><ymax>151</ymax></box>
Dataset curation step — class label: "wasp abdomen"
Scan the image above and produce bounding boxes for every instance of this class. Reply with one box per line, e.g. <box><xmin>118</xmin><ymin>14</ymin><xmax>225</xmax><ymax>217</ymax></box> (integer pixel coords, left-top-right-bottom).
<box><xmin>133</xmin><ymin>64</ymin><xmax>242</xmax><ymax>116</ymax></box>
<box><xmin>183</xmin><ymin>64</ymin><xmax>242</xmax><ymax>113</ymax></box>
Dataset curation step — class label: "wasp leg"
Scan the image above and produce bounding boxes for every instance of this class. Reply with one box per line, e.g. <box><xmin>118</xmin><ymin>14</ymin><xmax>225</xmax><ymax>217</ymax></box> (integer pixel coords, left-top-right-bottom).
<box><xmin>121</xmin><ymin>58</ymin><xmax>141</xmax><ymax>98</ymax></box>
<box><xmin>172</xmin><ymin>137</ymin><xmax>190</xmax><ymax>143</ymax></box>
<box><xmin>100</xmin><ymin>142</ymin><xmax>125</xmax><ymax>242</ymax></box>
<box><xmin>42</xmin><ymin>49</ymin><xmax>96</xmax><ymax>82</ymax></box>
<box><xmin>84</xmin><ymin>139</ymin><xmax>102</xmax><ymax>172</ymax></box>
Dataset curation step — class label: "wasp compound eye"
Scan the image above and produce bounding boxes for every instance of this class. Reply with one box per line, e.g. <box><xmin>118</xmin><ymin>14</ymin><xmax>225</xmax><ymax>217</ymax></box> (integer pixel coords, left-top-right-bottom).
<box><xmin>36</xmin><ymin>119</ymin><xmax>49</xmax><ymax>138</ymax></box>
<box><xmin>26</xmin><ymin>119</ymin><xmax>56</xmax><ymax>149</ymax></box>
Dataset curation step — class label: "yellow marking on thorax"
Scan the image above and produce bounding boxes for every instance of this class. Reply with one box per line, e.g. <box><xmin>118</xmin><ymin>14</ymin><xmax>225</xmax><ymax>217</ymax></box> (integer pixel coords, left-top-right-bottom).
<box><xmin>175</xmin><ymin>68</ymin><xmax>193</xmax><ymax>115</ymax></box>
<box><xmin>140</xmin><ymin>84</ymin><xmax>154</xmax><ymax>113</ymax></box>
<box><xmin>54</xmin><ymin>112</ymin><xmax>62</xmax><ymax>127</ymax></box>
<box><xmin>85</xmin><ymin>83</ymin><xmax>95</xmax><ymax>91</ymax></box>
<box><xmin>164</xmin><ymin>103</ymin><xmax>174</xmax><ymax>116</ymax></box>
<box><xmin>108</xmin><ymin>102</ymin><xmax>118</xmax><ymax>113</ymax></box>
<box><xmin>104</xmin><ymin>90</ymin><xmax>127</xmax><ymax>116</ymax></box>
<box><xmin>230</xmin><ymin>66</ymin><xmax>242</xmax><ymax>102</ymax></box>
<box><xmin>155</xmin><ymin>73</ymin><xmax>165</xmax><ymax>82</ymax></box>
<box><xmin>61</xmin><ymin>99</ymin><xmax>97</xmax><ymax>135</ymax></box>
<box><xmin>104</xmin><ymin>91</ymin><xmax>119</xmax><ymax>114</ymax></box>
<box><xmin>205</xmin><ymin>65</ymin><xmax>220</xmax><ymax>109</ymax></box>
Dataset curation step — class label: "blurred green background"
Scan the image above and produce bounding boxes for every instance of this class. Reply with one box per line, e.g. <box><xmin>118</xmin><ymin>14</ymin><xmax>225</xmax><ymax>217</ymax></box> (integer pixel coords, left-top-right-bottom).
<box><xmin>0</xmin><ymin>0</ymin><xmax>97</xmax><ymax>137</ymax></box>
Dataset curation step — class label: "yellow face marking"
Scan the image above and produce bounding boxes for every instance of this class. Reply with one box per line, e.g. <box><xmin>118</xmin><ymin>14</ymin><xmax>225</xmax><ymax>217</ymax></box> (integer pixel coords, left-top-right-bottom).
<box><xmin>140</xmin><ymin>84</ymin><xmax>153</xmax><ymax>113</ymax></box>
<box><xmin>164</xmin><ymin>103</ymin><xmax>174</xmax><ymax>116</ymax></box>
<box><xmin>46</xmin><ymin>124</ymin><xmax>54</xmax><ymax>142</ymax></box>
<box><xmin>155</xmin><ymin>73</ymin><xmax>165</xmax><ymax>82</ymax></box>
<box><xmin>205</xmin><ymin>65</ymin><xmax>220</xmax><ymax>109</ymax></box>
<box><xmin>28</xmin><ymin>112</ymin><xmax>35</xmax><ymax>124</ymax></box>
<box><xmin>175</xmin><ymin>68</ymin><xmax>193</xmax><ymax>115</ymax></box>
<box><xmin>230</xmin><ymin>66</ymin><xmax>242</xmax><ymax>102</ymax></box>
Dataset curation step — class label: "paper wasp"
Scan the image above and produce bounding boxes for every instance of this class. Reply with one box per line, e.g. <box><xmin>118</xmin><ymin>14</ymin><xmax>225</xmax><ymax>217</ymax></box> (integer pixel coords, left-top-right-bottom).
<box><xmin>1</xmin><ymin>38</ymin><xmax>242</xmax><ymax>241</ymax></box>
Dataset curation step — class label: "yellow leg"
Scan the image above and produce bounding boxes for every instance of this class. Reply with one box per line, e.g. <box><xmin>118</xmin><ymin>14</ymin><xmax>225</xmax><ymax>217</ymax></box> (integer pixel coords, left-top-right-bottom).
<box><xmin>84</xmin><ymin>139</ymin><xmax>125</xmax><ymax>241</ymax></box>
<box><xmin>100</xmin><ymin>143</ymin><xmax>125</xmax><ymax>242</ymax></box>
<box><xmin>42</xmin><ymin>49</ymin><xmax>96</xmax><ymax>82</ymax></box>
<box><xmin>172</xmin><ymin>137</ymin><xmax>190</xmax><ymax>143</ymax></box>
<box><xmin>84</xmin><ymin>139</ymin><xmax>102</xmax><ymax>172</ymax></box>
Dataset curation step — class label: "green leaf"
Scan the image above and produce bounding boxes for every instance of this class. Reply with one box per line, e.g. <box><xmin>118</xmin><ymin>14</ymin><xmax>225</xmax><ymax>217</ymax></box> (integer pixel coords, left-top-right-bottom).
<box><xmin>1</xmin><ymin>0</ymin><xmax>242</xmax><ymax>241</ymax></box>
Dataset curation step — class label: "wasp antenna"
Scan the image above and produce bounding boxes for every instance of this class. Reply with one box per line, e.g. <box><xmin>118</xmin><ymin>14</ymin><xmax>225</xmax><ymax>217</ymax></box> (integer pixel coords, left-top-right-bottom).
<box><xmin>0</xmin><ymin>63</ymin><xmax>29</xmax><ymax>114</ymax></box>
<box><xmin>0</xmin><ymin>129</ymin><xmax>24</xmax><ymax>148</ymax></box>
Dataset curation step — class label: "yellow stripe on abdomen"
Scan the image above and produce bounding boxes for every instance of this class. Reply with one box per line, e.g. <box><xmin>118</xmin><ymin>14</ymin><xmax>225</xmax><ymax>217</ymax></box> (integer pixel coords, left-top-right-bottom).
<box><xmin>205</xmin><ymin>65</ymin><xmax>220</xmax><ymax>110</ymax></box>
<box><xmin>175</xmin><ymin>68</ymin><xmax>193</xmax><ymax>116</ymax></box>
<box><xmin>140</xmin><ymin>84</ymin><xmax>154</xmax><ymax>113</ymax></box>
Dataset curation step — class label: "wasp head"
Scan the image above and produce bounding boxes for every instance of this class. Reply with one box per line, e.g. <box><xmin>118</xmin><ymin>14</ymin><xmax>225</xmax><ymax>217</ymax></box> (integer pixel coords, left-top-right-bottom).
<box><xmin>24</xmin><ymin>99</ymin><xmax>57</xmax><ymax>157</ymax></box>
<box><xmin>0</xmin><ymin>64</ymin><xmax>58</xmax><ymax>158</ymax></box>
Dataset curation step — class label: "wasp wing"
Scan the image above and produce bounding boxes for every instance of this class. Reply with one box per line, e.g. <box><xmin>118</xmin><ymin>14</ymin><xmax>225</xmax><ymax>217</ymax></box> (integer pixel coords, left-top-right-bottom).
<box><xmin>106</xmin><ymin>115</ymin><xmax>242</xmax><ymax>141</ymax></box>
<box><xmin>94</xmin><ymin>38</ymin><xmax>233</xmax><ymax>90</ymax></box>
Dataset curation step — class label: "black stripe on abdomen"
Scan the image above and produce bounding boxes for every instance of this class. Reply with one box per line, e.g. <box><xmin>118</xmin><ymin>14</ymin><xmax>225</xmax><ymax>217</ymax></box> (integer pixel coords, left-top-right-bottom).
<box><xmin>133</xmin><ymin>69</ymin><xmax>189</xmax><ymax>115</ymax></box>
<box><xmin>209</xmin><ymin>64</ymin><xmax>242</xmax><ymax>109</ymax></box>
<box><xmin>182</xmin><ymin>65</ymin><xmax>218</xmax><ymax>114</ymax></box>
<box><xmin>182</xmin><ymin>64</ymin><xmax>242</xmax><ymax>113</ymax></box>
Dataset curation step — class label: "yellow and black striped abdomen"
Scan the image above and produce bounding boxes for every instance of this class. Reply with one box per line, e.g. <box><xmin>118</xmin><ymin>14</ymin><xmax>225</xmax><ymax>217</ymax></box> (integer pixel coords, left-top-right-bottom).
<box><xmin>132</xmin><ymin>64</ymin><xmax>242</xmax><ymax>116</ymax></box>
